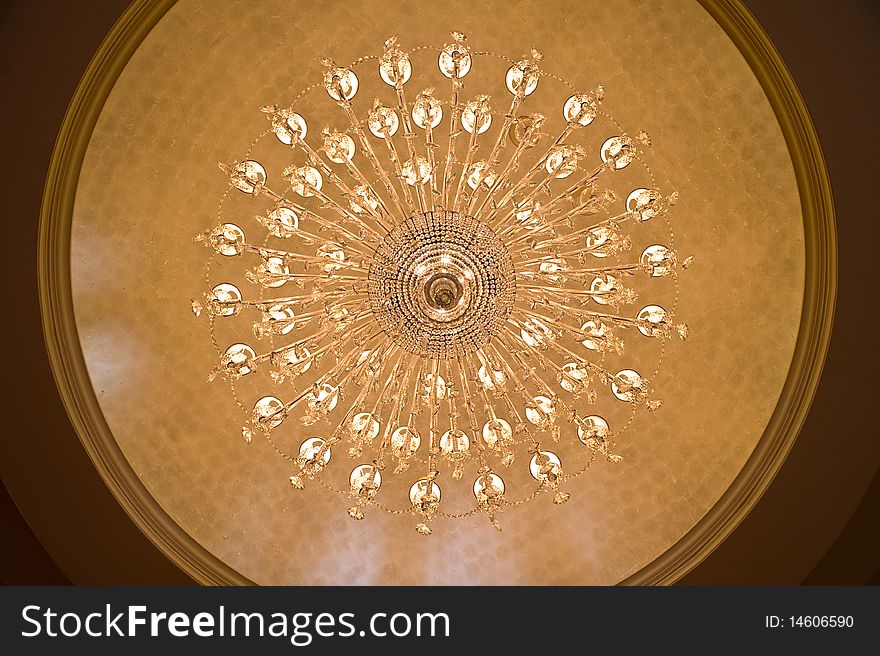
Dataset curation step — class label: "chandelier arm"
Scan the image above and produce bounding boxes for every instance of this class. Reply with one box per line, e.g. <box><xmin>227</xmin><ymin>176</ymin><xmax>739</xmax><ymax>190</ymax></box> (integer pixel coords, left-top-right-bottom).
<box><xmin>369</xmin><ymin>348</ymin><xmax>407</xmax><ymax>428</ymax></box>
<box><xmin>248</xmin><ymin>313</ymin><xmax>375</xmax><ymax>371</ymax></box>
<box><xmin>240</xmin><ymin>289</ymin><xmax>355</xmax><ymax>309</ymax></box>
<box><xmin>496</xmin><ymin>328</ymin><xmax>567</xmax><ymax>407</ymax></box>
<box><xmin>498</xmin><ymin>167</ymin><xmax>610</xmax><ymax>243</ymax></box>
<box><xmin>465</xmin><ymin>93</ymin><xmax>523</xmax><ymax>216</ymax></box>
<box><xmin>504</xmin><ymin>184</ymin><xmax>620</xmax><ymax>253</ymax></box>
<box><xmin>520</xmin><ymin>210</ymin><xmax>637</xmax><ymax>252</ymax></box>
<box><xmin>484</xmin><ymin>341</ymin><xmax>543</xmax><ymax>446</ymax></box>
<box><xmin>530</xmin><ymin>164</ymin><xmax>607</xmax><ymax>216</ymax></box>
<box><xmin>265</xmin><ymin>297</ymin><xmax>366</xmax><ymax>327</ymax></box>
<box><xmin>455</xmin><ymin>353</ymin><xmax>486</xmax><ymax>468</ymax></box>
<box><xmin>439</xmin><ymin>358</ymin><xmax>470</xmax><ymax>478</ymax></box>
<box><xmin>425</xmin><ymin>359</ymin><xmax>442</xmax><ymax>481</ymax></box>
<box><xmin>338</xmin><ymin>101</ymin><xmax>409</xmax><ymax>222</ymax></box>
<box><xmin>265</xmin><ymin>321</ymin><xmax>373</xmax><ymax>382</ymax></box>
<box><xmin>339</xmin><ymin>157</ymin><xmax>396</xmax><ymax>230</ymax></box>
<box><xmin>309</xmin><ymin>184</ymin><xmax>386</xmax><ymax>246</ymax></box>
<box><xmin>244</xmin><ymin>244</ymin><xmax>370</xmax><ymax>271</ymax></box>
<box><xmin>370</xmin><ymin>356</ymin><xmax>407</xmax><ymax>471</ymax></box>
<box><xmin>443</xmin><ymin>359</ymin><xmax>457</xmax><ymax>436</ymax></box>
<box><xmin>251</xmin><ymin>214</ymin><xmax>374</xmax><ymax>259</ymax></box>
<box><xmin>423</xmin><ymin>121</ymin><xmax>438</xmax><ymax>212</ymax></box>
<box><xmin>381</xmin><ymin>355</ymin><xmax>416</xmax><ymax>471</ymax></box>
<box><xmin>516</xmin><ymin>282</ymin><xmax>614</xmax><ymax>298</ymax></box>
<box><xmin>405</xmin><ymin>358</ymin><xmax>426</xmax><ymax>430</ymax></box>
<box><xmin>292</xmin><ymin>334</ymin><xmax>394</xmax><ymax>426</ymax></box>
<box><xmin>516</xmin><ymin>299</ymin><xmax>644</xmax><ymax>339</ymax></box>
<box><xmin>487</xmin><ymin>172</ymin><xmax>552</xmax><ymax>231</ymax></box>
<box><xmin>331</xmin><ymin>367</ymin><xmax>384</xmax><ymax>453</ymax></box>
<box><xmin>483</xmin><ymin>123</ymin><xmax>574</xmax><ymax>225</ymax></box>
<box><xmin>439</xmin><ymin>62</ymin><xmax>464</xmax><ymax>210</ymax></box>
<box><xmin>470</xmin><ymin>119</ymin><xmax>540</xmax><ymax>219</ymax></box>
<box><xmin>466</xmin><ymin>349</ymin><xmax>521</xmax><ymax>457</ymax></box>
<box><xmin>499</xmin><ymin>325</ymin><xmax>605</xmax><ymax>419</ymax></box>
<box><xmin>493</xmin><ymin>167</ymin><xmax>571</xmax><ymax>233</ymax></box>
<box><xmin>517</xmin><ymin>263</ymin><xmax>642</xmax><ymax>278</ymax></box>
<box><xmin>455</xmin><ymin>355</ymin><xmax>491</xmax><ymax>470</ymax></box>
<box><xmin>288</xmin><ymin>135</ymin><xmax>388</xmax><ymax>242</ymax></box>
<box><xmin>504</xmin><ymin>316</ymin><xmax>604</xmax><ymax>385</ymax></box>
<box><xmin>514</xmin><ymin>289</ymin><xmax>587</xmax><ymax>325</ymax></box>
<box><xmin>378</xmin><ymin>131</ymin><xmax>422</xmax><ymax>216</ymax></box>
<box><xmin>323</xmin><ymin>329</ymin><xmax>391</xmax><ymax>385</ymax></box>
<box><xmin>515</xmin><ymin>287</ymin><xmax>644</xmax><ymax>332</ymax></box>
<box><xmin>391</xmin><ymin>82</ymin><xmax>431</xmax><ymax>213</ymax></box>
<box><xmin>500</xmin><ymin>325</ymin><xmax>572</xmax><ymax>382</ymax></box>
<box><xmin>336</xmin><ymin>414</ymin><xmax>369</xmax><ymax>457</ymax></box>
<box><xmin>249</xmin><ymin>270</ymin><xmax>367</xmax><ymax>284</ymax></box>
<box><xmin>469</xmin><ymin>350</ymin><xmax>501</xmax><ymax>421</ymax></box>
<box><xmin>397</xmin><ymin>357</ymin><xmax>418</xmax><ymax>430</ymax></box>
<box><xmin>257</xmin><ymin>189</ymin><xmax>376</xmax><ymax>254</ymax></box>
<box><xmin>217</xmin><ymin>170</ymin><xmax>374</xmax><ymax>255</ymax></box>
<box><xmin>451</xmin><ymin>112</ymin><xmax>481</xmax><ymax>212</ymax></box>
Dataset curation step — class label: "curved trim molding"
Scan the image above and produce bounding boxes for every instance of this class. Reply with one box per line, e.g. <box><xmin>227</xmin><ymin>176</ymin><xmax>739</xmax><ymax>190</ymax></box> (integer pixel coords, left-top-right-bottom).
<box><xmin>37</xmin><ymin>0</ymin><xmax>251</xmax><ymax>585</ymax></box>
<box><xmin>623</xmin><ymin>0</ymin><xmax>837</xmax><ymax>584</ymax></box>
<box><xmin>38</xmin><ymin>0</ymin><xmax>836</xmax><ymax>585</ymax></box>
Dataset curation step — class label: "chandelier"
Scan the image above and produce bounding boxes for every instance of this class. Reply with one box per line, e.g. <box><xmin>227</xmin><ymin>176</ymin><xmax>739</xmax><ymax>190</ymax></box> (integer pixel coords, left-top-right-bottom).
<box><xmin>192</xmin><ymin>32</ymin><xmax>690</xmax><ymax>535</ymax></box>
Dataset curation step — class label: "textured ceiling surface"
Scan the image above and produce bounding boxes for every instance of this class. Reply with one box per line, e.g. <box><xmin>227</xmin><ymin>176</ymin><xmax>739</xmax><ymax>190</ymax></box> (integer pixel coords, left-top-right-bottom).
<box><xmin>70</xmin><ymin>0</ymin><xmax>805</xmax><ymax>584</ymax></box>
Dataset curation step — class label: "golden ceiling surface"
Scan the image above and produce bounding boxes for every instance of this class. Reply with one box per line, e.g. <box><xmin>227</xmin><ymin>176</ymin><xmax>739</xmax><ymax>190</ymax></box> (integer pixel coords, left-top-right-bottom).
<box><xmin>70</xmin><ymin>0</ymin><xmax>804</xmax><ymax>584</ymax></box>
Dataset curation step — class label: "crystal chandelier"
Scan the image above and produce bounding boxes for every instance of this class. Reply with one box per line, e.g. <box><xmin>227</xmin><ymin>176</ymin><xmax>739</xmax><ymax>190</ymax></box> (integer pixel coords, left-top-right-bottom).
<box><xmin>192</xmin><ymin>32</ymin><xmax>690</xmax><ymax>534</ymax></box>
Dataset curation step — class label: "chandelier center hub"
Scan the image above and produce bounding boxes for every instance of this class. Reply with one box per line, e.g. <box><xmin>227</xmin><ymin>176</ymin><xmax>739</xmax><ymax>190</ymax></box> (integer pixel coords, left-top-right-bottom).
<box><xmin>424</xmin><ymin>272</ymin><xmax>464</xmax><ymax>313</ymax></box>
<box><xmin>368</xmin><ymin>210</ymin><xmax>515</xmax><ymax>359</ymax></box>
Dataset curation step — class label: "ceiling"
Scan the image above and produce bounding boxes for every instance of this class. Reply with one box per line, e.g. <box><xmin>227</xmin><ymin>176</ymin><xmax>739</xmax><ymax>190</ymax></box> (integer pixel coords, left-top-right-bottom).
<box><xmin>69</xmin><ymin>0</ymin><xmax>804</xmax><ymax>584</ymax></box>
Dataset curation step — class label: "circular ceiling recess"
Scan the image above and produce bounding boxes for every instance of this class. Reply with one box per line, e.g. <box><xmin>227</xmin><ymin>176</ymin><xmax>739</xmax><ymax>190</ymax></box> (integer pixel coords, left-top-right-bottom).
<box><xmin>40</xmin><ymin>0</ymin><xmax>835</xmax><ymax>585</ymax></box>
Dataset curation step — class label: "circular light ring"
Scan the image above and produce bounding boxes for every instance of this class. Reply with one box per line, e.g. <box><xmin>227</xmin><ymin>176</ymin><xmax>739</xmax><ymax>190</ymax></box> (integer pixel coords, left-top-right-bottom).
<box><xmin>263</xmin><ymin>206</ymin><xmax>299</xmax><ymax>237</ymax></box>
<box><xmin>323</xmin><ymin>133</ymin><xmax>355</xmax><ymax>163</ymax></box>
<box><xmin>438</xmin><ymin>43</ymin><xmax>471</xmax><ymax>78</ymax></box>
<box><xmin>611</xmin><ymin>369</ymin><xmax>644</xmax><ymax>402</ymax></box>
<box><xmin>505</xmin><ymin>63</ymin><xmax>539</xmax><ymax>96</ymax></box>
<box><xmin>379</xmin><ymin>55</ymin><xmax>412</xmax><ymax>86</ymax></box>
<box><xmin>350</xmin><ymin>464</ymin><xmax>381</xmax><ymax>493</ymax></box>
<box><xmin>299</xmin><ymin>437</ymin><xmax>332</xmax><ymax>465</ymax></box>
<box><xmin>412</xmin><ymin>97</ymin><xmax>443</xmax><ymax>128</ymax></box>
<box><xmin>600</xmin><ymin>136</ymin><xmax>633</xmax><ymax>169</ymax></box>
<box><xmin>278</xmin><ymin>344</ymin><xmax>311</xmax><ymax>373</ymax></box>
<box><xmin>529</xmin><ymin>450</ymin><xmax>562</xmax><ymax>481</ymax></box>
<box><xmin>222</xmin><ymin>343</ymin><xmax>256</xmax><ymax>376</ymax></box>
<box><xmin>324</xmin><ymin>67</ymin><xmax>359</xmax><ymax>101</ymax></box>
<box><xmin>481</xmin><ymin>418</ymin><xmax>512</xmax><ymax>449</ymax></box>
<box><xmin>577</xmin><ymin>415</ymin><xmax>609</xmax><ymax>445</ymax></box>
<box><xmin>637</xmin><ymin>305</ymin><xmax>668</xmax><ymax>337</ymax></box>
<box><xmin>272</xmin><ymin>111</ymin><xmax>307</xmax><ymax>145</ymax></box>
<box><xmin>563</xmin><ymin>94</ymin><xmax>596</xmax><ymax>126</ymax></box>
<box><xmin>390</xmin><ymin>426</ymin><xmax>421</xmax><ymax>454</ymax></box>
<box><xmin>409</xmin><ymin>478</ymin><xmax>441</xmax><ymax>505</ymax></box>
<box><xmin>211</xmin><ymin>223</ymin><xmax>245</xmax><ymax>256</ymax></box>
<box><xmin>230</xmin><ymin>160</ymin><xmax>266</xmax><ymax>193</ymax></box>
<box><xmin>252</xmin><ymin>395</ymin><xmax>285</xmax><ymax>429</ymax></box>
<box><xmin>474</xmin><ymin>472</ymin><xmax>505</xmax><ymax>500</ymax></box>
<box><xmin>210</xmin><ymin>283</ymin><xmax>242</xmax><ymax>316</ymax></box>
<box><xmin>440</xmin><ymin>428</ymin><xmax>470</xmax><ymax>454</ymax></box>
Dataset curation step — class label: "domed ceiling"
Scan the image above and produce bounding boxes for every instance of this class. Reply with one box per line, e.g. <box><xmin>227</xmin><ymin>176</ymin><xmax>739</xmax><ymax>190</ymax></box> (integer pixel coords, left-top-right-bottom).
<box><xmin>69</xmin><ymin>0</ymin><xmax>805</xmax><ymax>584</ymax></box>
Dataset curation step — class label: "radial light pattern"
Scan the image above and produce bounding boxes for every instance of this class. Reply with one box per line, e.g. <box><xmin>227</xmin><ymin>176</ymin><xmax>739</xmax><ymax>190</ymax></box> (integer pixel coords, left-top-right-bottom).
<box><xmin>193</xmin><ymin>33</ymin><xmax>690</xmax><ymax>534</ymax></box>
